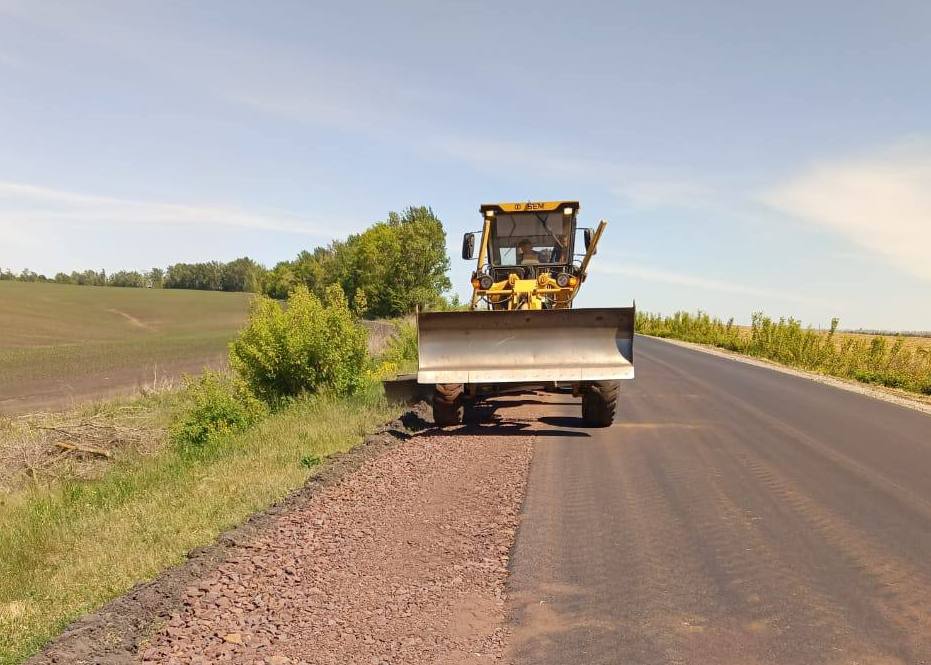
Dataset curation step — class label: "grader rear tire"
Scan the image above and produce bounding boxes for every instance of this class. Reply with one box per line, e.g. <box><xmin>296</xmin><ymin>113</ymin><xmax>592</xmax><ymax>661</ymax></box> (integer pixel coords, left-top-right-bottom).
<box><xmin>582</xmin><ymin>381</ymin><xmax>619</xmax><ymax>427</ymax></box>
<box><xmin>432</xmin><ymin>383</ymin><xmax>464</xmax><ymax>427</ymax></box>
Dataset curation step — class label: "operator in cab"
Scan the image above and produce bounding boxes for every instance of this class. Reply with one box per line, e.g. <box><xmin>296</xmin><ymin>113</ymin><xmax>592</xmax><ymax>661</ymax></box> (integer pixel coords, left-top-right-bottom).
<box><xmin>517</xmin><ymin>239</ymin><xmax>540</xmax><ymax>264</ymax></box>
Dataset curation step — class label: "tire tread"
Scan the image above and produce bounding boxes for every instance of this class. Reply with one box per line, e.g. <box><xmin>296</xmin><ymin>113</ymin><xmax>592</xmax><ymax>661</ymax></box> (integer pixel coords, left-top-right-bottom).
<box><xmin>433</xmin><ymin>383</ymin><xmax>464</xmax><ymax>426</ymax></box>
<box><xmin>582</xmin><ymin>381</ymin><xmax>619</xmax><ymax>427</ymax></box>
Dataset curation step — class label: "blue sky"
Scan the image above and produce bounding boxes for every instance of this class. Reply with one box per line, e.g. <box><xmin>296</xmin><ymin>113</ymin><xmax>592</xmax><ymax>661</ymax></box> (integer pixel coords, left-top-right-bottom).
<box><xmin>1</xmin><ymin>0</ymin><xmax>929</xmax><ymax>330</ymax></box>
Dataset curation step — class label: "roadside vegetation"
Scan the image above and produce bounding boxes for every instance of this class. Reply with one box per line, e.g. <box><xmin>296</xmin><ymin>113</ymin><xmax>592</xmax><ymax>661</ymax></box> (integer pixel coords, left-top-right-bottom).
<box><xmin>0</xmin><ymin>391</ymin><xmax>396</xmax><ymax>664</ymax></box>
<box><xmin>0</xmin><ymin>203</ymin><xmax>446</xmax><ymax>662</ymax></box>
<box><xmin>369</xmin><ymin>320</ymin><xmax>418</xmax><ymax>378</ymax></box>
<box><xmin>637</xmin><ymin>311</ymin><xmax>931</xmax><ymax>396</ymax></box>
<box><xmin>0</xmin><ymin>285</ymin><xmax>417</xmax><ymax>663</ymax></box>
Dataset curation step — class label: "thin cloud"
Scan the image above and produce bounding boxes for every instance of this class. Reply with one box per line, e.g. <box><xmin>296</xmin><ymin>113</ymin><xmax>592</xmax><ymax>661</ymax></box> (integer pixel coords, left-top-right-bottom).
<box><xmin>764</xmin><ymin>140</ymin><xmax>931</xmax><ymax>281</ymax></box>
<box><xmin>0</xmin><ymin>181</ymin><xmax>330</xmax><ymax>235</ymax></box>
<box><xmin>592</xmin><ymin>262</ymin><xmax>822</xmax><ymax>305</ymax></box>
<box><xmin>433</xmin><ymin>135</ymin><xmax>719</xmax><ymax>211</ymax></box>
<box><xmin>0</xmin><ymin>51</ymin><xmax>26</xmax><ymax>70</ymax></box>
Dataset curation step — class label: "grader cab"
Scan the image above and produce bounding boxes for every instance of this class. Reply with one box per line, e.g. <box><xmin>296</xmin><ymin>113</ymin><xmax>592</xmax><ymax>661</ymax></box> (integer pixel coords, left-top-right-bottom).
<box><xmin>417</xmin><ymin>201</ymin><xmax>635</xmax><ymax>427</ymax></box>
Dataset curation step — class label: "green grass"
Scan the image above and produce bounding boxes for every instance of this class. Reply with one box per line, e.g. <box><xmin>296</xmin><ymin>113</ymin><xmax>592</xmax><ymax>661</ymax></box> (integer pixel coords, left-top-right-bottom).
<box><xmin>0</xmin><ymin>386</ymin><xmax>398</xmax><ymax>664</ymax></box>
<box><xmin>0</xmin><ymin>282</ymin><xmax>253</xmax><ymax>411</ymax></box>
<box><xmin>637</xmin><ymin>311</ymin><xmax>931</xmax><ymax>396</ymax></box>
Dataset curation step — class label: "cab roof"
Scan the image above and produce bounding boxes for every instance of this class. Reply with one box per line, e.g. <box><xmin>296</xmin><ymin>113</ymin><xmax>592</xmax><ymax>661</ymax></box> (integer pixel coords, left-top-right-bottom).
<box><xmin>479</xmin><ymin>201</ymin><xmax>579</xmax><ymax>215</ymax></box>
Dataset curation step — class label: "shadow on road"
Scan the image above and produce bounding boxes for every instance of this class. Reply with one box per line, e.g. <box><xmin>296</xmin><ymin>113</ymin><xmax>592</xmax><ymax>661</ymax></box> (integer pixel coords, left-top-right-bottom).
<box><xmin>423</xmin><ymin>396</ymin><xmax>591</xmax><ymax>439</ymax></box>
<box><xmin>490</xmin><ymin>398</ymin><xmax>579</xmax><ymax>407</ymax></box>
<box><xmin>430</xmin><ymin>422</ymin><xmax>589</xmax><ymax>438</ymax></box>
<box><xmin>537</xmin><ymin>415</ymin><xmax>599</xmax><ymax>429</ymax></box>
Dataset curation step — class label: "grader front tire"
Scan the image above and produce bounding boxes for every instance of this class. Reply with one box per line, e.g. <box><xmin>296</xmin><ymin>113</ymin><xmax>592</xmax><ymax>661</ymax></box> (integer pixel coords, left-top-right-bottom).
<box><xmin>582</xmin><ymin>381</ymin><xmax>619</xmax><ymax>427</ymax></box>
<box><xmin>432</xmin><ymin>383</ymin><xmax>464</xmax><ymax>427</ymax></box>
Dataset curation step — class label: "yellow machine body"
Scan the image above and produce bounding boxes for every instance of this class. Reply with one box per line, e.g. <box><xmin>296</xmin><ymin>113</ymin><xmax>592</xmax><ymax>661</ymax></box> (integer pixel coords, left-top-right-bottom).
<box><xmin>416</xmin><ymin>201</ymin><xmax>635</xmax><ymax>387</ymax></box>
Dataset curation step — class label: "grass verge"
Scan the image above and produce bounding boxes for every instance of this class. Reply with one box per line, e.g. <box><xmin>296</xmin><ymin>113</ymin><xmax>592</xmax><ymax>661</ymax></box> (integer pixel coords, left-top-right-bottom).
<box><xmin>0</xmin><ymin>386</ymin><xmax>398</xmax><ymax>664</ymax></box>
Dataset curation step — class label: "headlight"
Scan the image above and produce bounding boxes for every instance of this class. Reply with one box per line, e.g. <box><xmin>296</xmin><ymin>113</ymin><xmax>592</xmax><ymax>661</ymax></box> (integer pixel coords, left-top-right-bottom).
<box><xmin>556</xmin><ymin>273</ymin><xmax>571</xmax><ymax>288</ymax></box>
<box><xmin>478</xmin><ymin>274</ymin><xmax>494</xmax><ymax>290</ymax></box>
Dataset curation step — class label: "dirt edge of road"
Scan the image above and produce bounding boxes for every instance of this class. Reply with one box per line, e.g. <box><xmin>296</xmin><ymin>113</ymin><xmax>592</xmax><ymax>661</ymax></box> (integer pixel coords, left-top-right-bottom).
<box><xmin>25</xmin><ymin>402</ymin><xmax>433</xmax><ymax>665</ymax></box>
<box><xmin>647</xmin><ymin>335</ymin><xmax>931</xmax><ymax>417</ymax></box>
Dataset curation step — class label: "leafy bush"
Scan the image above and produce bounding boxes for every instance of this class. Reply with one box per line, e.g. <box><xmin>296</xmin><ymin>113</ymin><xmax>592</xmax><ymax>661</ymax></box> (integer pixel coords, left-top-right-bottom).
<box><xmin>170</xmin><ymin>372</ymin><xmax>267</xmax><ymax>448</ymax></box>
<box><xmin>229</xmin><ymin>285</ymin><xmax>368</xmax><ymax>403</ymax></box>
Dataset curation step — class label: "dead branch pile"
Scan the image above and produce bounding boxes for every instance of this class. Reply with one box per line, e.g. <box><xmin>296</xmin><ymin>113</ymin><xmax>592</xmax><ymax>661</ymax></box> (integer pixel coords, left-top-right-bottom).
<box><xmin>0</xmin><ymin>406</ymin><xmax>166</xmax><ymax>493</ymax></box>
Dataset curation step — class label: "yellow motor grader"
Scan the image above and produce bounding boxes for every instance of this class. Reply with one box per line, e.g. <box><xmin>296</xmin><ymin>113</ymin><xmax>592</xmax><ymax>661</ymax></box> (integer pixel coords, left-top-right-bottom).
<box><xmin>417</xmin><ymin>201</ymin><xmax>635</xmax><ymax>426</ymax></box>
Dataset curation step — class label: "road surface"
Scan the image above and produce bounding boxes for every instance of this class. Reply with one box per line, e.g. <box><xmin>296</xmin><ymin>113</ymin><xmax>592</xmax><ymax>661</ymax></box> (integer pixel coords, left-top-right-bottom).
<box><xmin>508</xmin><ymin>336</ymin><xmax>931</xmax><ymax>665</ymax></box>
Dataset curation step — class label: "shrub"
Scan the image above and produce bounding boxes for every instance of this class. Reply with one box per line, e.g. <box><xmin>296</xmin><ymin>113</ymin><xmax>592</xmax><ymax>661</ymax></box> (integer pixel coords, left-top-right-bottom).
<box><xmin>229</xmin><ymin>285</ymin><xmax>368</xmax><ymax>403</ymax></box>
<box><xmin>170</xmin><ymin>372</ymin><xmax>267</xmax><ymax>448</ymax></box>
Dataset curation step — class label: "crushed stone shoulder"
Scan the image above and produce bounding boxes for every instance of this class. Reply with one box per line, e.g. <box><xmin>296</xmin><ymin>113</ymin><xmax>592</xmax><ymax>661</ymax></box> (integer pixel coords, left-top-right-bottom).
<box><xmin>26</xmin><ymin>404</ymin><xmax>432</xmax><ymax>664</ymax></box>
<box><xmin>28</xmin><ymin>400</ymin><xmax>535</xmax><ymax>665</ymax></box>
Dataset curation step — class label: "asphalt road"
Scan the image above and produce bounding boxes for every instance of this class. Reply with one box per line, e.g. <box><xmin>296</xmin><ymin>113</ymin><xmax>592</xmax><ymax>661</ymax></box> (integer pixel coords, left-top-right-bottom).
<box><xmin>507</xmin><ymin>335</ymin><xmax>931</xmax><ymax>665</ymax></box>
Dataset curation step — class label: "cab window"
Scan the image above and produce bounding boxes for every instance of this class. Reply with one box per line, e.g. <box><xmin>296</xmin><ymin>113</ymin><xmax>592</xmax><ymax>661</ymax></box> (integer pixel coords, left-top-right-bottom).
<box><xmin>489</xmin><ymin>212</ymin><xmax>572</xmax><ymax>266</ymax></box>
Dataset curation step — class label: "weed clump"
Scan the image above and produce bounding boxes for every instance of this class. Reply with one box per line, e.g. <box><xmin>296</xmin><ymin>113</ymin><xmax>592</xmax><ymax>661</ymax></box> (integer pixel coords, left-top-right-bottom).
<box><xmin>170</xmin><ymin>372</ymin><xmax>267</xmax><ymax>448</ymax></box>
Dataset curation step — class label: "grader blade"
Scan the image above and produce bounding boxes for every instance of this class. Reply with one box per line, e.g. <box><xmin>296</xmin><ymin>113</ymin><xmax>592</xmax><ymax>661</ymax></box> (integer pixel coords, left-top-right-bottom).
<box><xmin>417</xmin><ymin>307</ymin><xmax>635</xmax><ymax>384</ymax></box>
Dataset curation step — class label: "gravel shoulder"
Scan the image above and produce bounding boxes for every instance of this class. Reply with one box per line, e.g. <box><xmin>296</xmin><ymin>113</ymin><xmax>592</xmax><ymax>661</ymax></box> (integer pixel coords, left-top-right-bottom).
<box><xmin>28</xmin><ymin>399</ymin><xmax>536</xmax><ymax>664</ymax></box>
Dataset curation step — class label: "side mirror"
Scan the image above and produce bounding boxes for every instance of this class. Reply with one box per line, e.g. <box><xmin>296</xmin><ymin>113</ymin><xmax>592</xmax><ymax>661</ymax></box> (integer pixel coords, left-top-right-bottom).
<box><xmin>461</xmin><ymin>232</ymin><xmax>476</xmax><ymax>260</ymax></box>
<box><xmin>583</xmin><ymin>228</ymin><xmax>596</xmax><ymax>254</ymax></box>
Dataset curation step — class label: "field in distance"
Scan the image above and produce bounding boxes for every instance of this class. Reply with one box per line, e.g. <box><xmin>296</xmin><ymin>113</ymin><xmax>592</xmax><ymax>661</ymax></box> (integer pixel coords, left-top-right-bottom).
<box><xmin>732</xmin><ymin>325</ymin><xmax>931</xmax><ymax>350</ymax></box>
<box><xmin>0</xmin><ymin>282</ymin><xmax>253</xmax><ymax>414</ymax></box>
<box><xmin>835</xmin><ymin>329</ymin><xmax>931</xmax><ymax>349</ymax></box>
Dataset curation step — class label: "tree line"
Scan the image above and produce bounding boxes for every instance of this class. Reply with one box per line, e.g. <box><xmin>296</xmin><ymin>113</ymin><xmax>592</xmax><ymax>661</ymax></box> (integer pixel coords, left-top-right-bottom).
<box><xmin>0</xmin><ymin>259</ymin><xmax>263</xmax><ymax>292</ymax></box>
<box><xmin>1</xmin><ymin>206</ymin><xmax>455</xmax><ymax>318</ymax></box>
<box><xmin>263</xmin><ymin>206</ymin><xmax>453</xmax><ymax>317</ymax></box>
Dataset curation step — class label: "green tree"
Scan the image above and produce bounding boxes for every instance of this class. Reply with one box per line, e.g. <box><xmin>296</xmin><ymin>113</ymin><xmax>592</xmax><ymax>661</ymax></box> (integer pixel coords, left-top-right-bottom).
<box><xmin>263</xmin><ymin>261</ymin><xmax>298</xmax><ymax>299</ymax></box>
<box><xmin>221</xmin><ymin>257</ymin><xmax>265</xmax><ymax>292</ymax></box>
<box><xmin>267</xmin><ymin>205</ymin><xmax>451</xmax><ymax>317</ymax></box>
<box><xmin>346</xmin><ymin>206</ymin><xmax>451</xmax><ymax>317</ymax></box>
<box><xmin>108</xmin><ymin>270</ymin><xmax>147</xmax><ymax>287</ymax></box>
<box><xmin>147</xmin><ymin>267</ymin><xmax>165</xmax><ymax>288</ymax></box>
